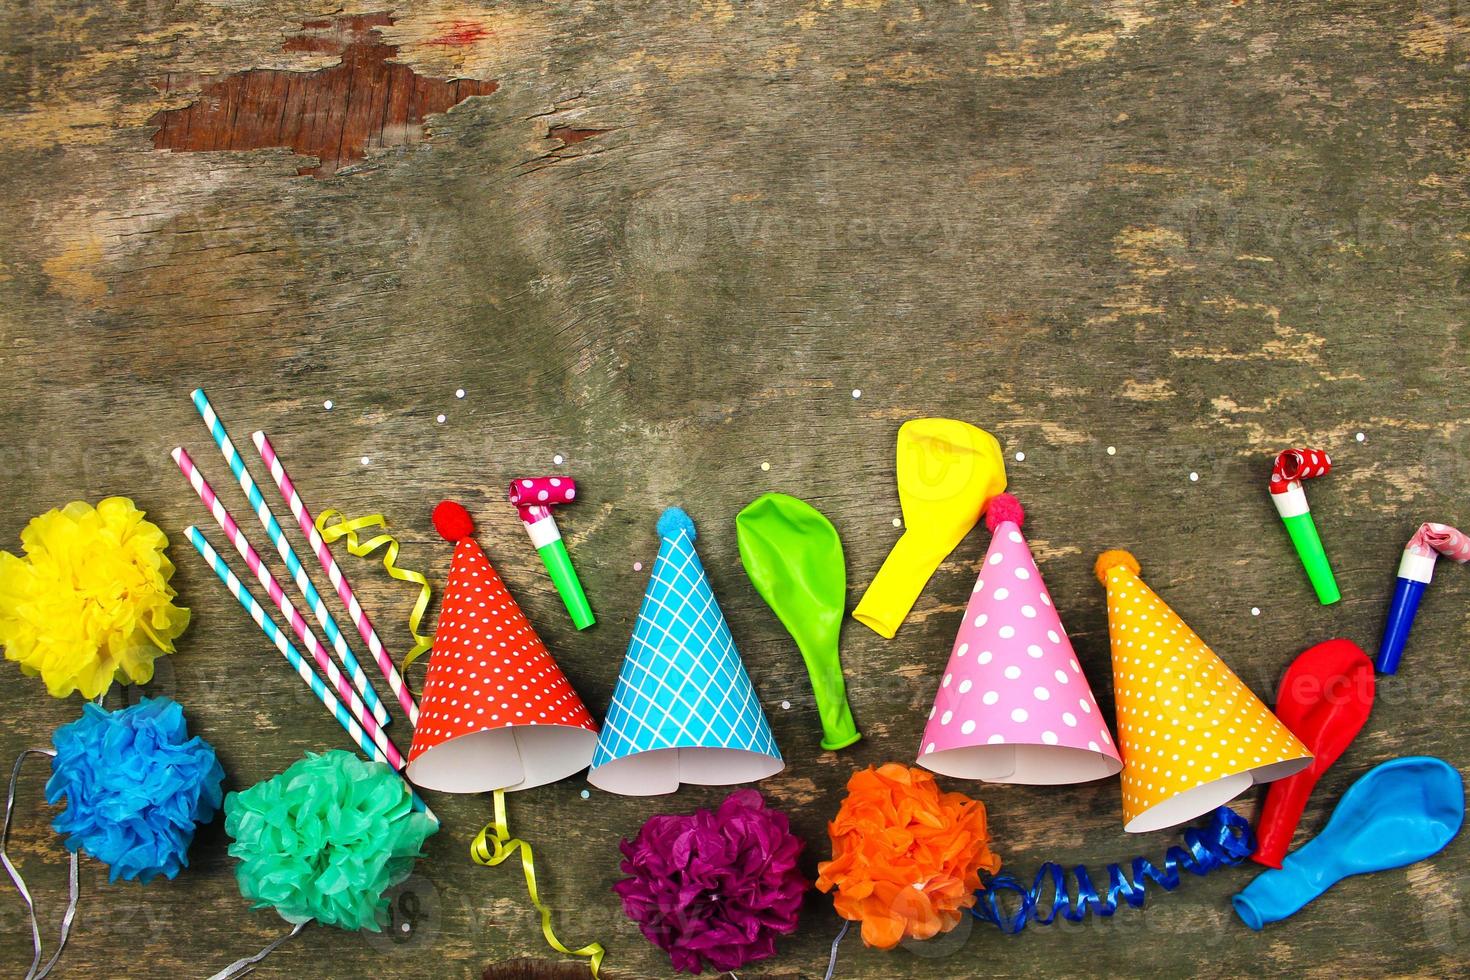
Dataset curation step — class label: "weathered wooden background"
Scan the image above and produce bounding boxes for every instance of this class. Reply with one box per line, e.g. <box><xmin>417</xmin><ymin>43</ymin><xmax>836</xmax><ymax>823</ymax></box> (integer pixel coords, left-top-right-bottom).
<box><xmin>2</xmin><ymin>0</ymin><xmax>1468</xmax><ymax>976</ymax></box>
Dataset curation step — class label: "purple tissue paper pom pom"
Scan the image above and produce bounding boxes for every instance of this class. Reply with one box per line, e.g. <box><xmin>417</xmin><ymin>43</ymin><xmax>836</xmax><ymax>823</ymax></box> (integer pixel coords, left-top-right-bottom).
<box><xmin>613</xmin><ymin>789</ymin><xmax>808</xmax><ymax>974</ymax></box>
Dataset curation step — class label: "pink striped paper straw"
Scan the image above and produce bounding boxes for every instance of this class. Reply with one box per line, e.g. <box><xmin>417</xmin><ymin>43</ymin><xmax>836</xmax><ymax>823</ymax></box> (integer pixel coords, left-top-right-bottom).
<box><xmin>252</xmin><ymin>430</ymin><xmax>420</xmax><ymax>727</ymax></box>
<box><xmin>172</xmin><ymin>446</ymin><xmax>401</xmax><ymax>753</ymax></box>
<box><xmin>184</xmin><ymin>526</ymin><xmax>406</xmax><ymax>772</ymax></box>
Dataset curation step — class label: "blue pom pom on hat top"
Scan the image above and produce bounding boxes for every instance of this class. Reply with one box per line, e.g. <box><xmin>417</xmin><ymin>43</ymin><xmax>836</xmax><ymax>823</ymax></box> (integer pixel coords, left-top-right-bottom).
<box><xmin>657</xmin><ymin>506</ymin><xmax>696</xmax><ymax>542</ymax></box>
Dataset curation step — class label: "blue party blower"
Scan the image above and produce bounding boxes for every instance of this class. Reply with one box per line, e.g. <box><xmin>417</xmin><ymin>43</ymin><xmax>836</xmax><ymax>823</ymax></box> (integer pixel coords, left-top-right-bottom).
<box><xmin>1377</xmin><ymin>523</ymin><xmax>1470</xmax><ymax>674</ymax></box>
<box><xmin>1233</xmin><ymin>757</ymin><xmax>1464</xmax><ymax>930</ymax></box>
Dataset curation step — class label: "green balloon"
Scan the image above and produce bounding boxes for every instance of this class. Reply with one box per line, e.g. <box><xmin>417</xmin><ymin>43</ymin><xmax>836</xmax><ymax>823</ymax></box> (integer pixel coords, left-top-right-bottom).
<box><xmin>736</xmin><ymin>492</ymin><xmax>861</xmax><ymax>751</ymax></box>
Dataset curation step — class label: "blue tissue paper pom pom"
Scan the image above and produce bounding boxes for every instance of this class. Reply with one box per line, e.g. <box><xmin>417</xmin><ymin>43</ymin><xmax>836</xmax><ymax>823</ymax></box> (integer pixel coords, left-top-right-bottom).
<box><xmin>656</xmin><ymin>507</ymin><xmax>696</xmax><ymax>542</ymax></box>
<box><xmin>45</xmin><ymin>696</ymin><xmax>225</xmax><ymax>883</ymax></box>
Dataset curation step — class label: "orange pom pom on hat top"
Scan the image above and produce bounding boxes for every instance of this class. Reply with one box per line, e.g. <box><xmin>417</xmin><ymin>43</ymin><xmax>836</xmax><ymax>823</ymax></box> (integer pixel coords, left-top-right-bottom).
<box><xmin>406</xmin><ymin>501</ymin><xmax>598</xmax><ymax>794</ymax></box>
<box><xmin>816</xmin><ymin>763</ymin><xmax>1001</xmax><ymax>950</ymax></box>
<box><xmin>1095</xmin><ymin>549</ymin><xmax>1312</xmax><ymax>833</ymax></box>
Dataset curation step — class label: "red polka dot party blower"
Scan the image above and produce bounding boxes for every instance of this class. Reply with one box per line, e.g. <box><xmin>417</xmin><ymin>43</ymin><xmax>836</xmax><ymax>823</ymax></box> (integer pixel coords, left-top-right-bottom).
<box><xmin>405</xmin><ymin>501</ymin><xmax>599</xmax><ymax>794</ymax></box>
<box><xmin>917</xmin><ymin>493</ymin><xmax>1121</xmax><ymax>785</ymax></box>
<box><xmin>1376</xmin><ymin>522</ymin><xmax>1470</xmax><ymax>674</ymax></box>
<box><xmin>509</xmin><ymin>477</ymin><xmax>595</xmax><ymax>630</ymax></box>
<box><xmin>1269</xmin><ymin>448</ymin><xmax>1340</xmax><ymax>605</ymax></box>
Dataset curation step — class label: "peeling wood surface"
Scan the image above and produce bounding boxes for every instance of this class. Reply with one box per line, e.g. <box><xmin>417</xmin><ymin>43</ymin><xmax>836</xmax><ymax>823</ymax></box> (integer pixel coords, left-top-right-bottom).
<box><xmin>1</xmin><ymin>1</ymin><xmax>1468</xmax><ymax>978</ymax></box>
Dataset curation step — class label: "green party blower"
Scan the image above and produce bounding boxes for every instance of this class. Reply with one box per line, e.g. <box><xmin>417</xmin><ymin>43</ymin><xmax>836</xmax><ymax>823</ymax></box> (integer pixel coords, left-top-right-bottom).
<box><xmin>509</xmin><ymin>477</ymin><xmax>594</xmax><ymax>629</ymax></box>
<box><xmin>1269</xmin><ymin>448</ymin><xmax>1340</xmax><ymax>605</ymax></box>
<box><xmin>736</xmin><ymin>493</ymin><xmax>860</xmax><ymax>751</ymax></box>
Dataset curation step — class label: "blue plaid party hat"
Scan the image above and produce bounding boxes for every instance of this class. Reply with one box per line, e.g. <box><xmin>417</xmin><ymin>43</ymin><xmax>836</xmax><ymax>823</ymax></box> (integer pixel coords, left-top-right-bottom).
<box><xmin>588</xmin><ymin>507</ymin><xmax>783</xmax><ymax>795</ymax></box>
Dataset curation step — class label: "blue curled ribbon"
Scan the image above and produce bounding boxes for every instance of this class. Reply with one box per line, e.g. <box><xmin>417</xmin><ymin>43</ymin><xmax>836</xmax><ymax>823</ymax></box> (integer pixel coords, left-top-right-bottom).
<box><xmin>971</xmin><ymin>806</ymin><xmax>1255</xmax><ymax>933</ymax></box>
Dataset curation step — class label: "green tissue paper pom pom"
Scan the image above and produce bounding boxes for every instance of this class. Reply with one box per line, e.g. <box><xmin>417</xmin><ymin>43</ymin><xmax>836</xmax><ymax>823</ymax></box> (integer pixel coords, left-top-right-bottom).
<box><xmin>224</xmin><ymin>750</ymin><xmax>437</xmax><ymax>932</ymax></box>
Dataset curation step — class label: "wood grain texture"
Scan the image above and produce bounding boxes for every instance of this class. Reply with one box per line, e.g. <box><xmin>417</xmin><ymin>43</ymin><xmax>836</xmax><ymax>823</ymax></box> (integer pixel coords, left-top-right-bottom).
<box><xmin>1</xmin><ymin>0</ymin><xmax>1468</xmax><ymax>977</ymax></box>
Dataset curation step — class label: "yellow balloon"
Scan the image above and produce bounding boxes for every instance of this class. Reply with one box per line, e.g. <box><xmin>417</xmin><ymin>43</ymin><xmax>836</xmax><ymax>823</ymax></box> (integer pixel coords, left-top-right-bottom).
<box><xmin>853</xmin><ymin>419</ymin><xmax>1006</xmax><ymax>638</ymax></box>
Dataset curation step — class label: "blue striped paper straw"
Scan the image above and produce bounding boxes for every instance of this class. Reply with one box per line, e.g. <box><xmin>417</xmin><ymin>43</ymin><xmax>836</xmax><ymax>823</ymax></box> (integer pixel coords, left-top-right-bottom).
<box><xmin>185</xmin><ymin>526</ymin><xmax>401</xmax><ymax>766</ymax></box>
<box><xmin>186</xmin><ymin>526</ymin><xmax>435</xmax><ymax>820</ymax></box>
<box><xmin>190</xmin><ymin>388</ymin><xmax>391</xmax><ymax>728</ymax></box>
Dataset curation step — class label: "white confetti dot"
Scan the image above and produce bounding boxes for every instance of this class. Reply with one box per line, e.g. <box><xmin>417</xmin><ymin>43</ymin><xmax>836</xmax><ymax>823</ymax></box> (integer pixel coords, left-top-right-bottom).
<box><xmin>1356</xmin><ymin>431</ymin><xmax>1366</xmax><ymax>442</ymax></box>
<box><xmin>456</xmin><ymin>388</ymin><xmax>466</xmax><ymax>399</ymax></box>
<box><xmin>1014</xmin><ymin>451</ymin><xmax>1026</xmax><ymax>462</ymax></box>
<box><xmin>553</xmin><ymin>454</ymin><xmax>564</xmax><ymax>465</ymax></box>
<box><xmin>361</xmin><ymin>456</ymin><xmax>371</xmax><ymax>465</ymax></box>
<box><xmin>633</xmin><ymin>561</ymin><xmax>643</xmax><ymax>572</ymax></box>
<box><xmin>1251</xmin><ymin>606</ymin><xmax>1262</xmax><ymax>616</ymax></box>
<box><xmin>1189</xmin><ymin>471</ymin><xmax>1199</xmax><ymax>482</ymax></box>
<box><xmin>852</xmin><ymin>388</ymin><xmax>862</xmax><ymax>399</ymax></box>
<box><xmin>323</xmin><ymin>399</ymin><xmax>334</xmax><ymax>410</ymax></box>
<box><xmin>580</xmin><ymin>789</ymin><xmax>590</xmax><ymax>799</ymax></box>
<box><xmin>401</xmin><ymin>922</ymin><xmax>411</xmax><ymax>934</ymax></box>
<box><xmin>1011</xmin><ymin>707</ymin><xmax>1029</xmax><ymax>723</ymax></box>
<box><xmin>760</xmin><ymin>461</ymin><xmax>770</xmax><ymax>471</ymax></box>
<box><xmin>780</xmin><ymin>700</ymin><xmax>791</xmax><ymax>710</ymax></box>
<box><xmin>892</xmin><ymin>517</ymin><xmax>902</xmax><ymax>528</ymax></box>
<box><xmin>1106</xmin><ymin>445</ymin><xmax>1116</xmax><ymax>456</ymax></box>
<box><xmin>436</xmin><ymin>413</ymin><xmax>446</xmax><ymax>424</ymax></box>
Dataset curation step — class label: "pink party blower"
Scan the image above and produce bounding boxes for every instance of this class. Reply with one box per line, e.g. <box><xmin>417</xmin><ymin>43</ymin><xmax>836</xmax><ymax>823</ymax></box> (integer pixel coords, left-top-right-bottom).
<box><xmin>508</xmin><ymin>477</ymin><xmax>594</xmax><ymax>630</ymax></box>
<box><xmin>1376</xmin><ymin>522</ymin><xmax>1469</xmax><ymax>674</ymax></box>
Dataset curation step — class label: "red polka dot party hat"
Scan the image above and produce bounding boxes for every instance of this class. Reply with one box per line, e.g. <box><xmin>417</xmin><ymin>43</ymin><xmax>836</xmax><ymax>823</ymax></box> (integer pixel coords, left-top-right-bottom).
<box><xmin>918</xmin><ymin>494</ymin><xmax>1122</xmax><ymax>785</ymax></box>
<box><xmin>405</xmin><ymin>501</ymin><xmax>598</xmax><ymax>794</ymax></box>
<box><xmin>1095</xmin><ymin>549</ymin><xmax>1312</xmax><ymax>833</ymax></box>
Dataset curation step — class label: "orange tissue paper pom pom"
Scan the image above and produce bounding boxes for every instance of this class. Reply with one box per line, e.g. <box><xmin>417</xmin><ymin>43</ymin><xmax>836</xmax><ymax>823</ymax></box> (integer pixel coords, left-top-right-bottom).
<box><xmin>815</xmin><ymin>763</ymin><xmax>1001</xmax><ymax>950</ymax></box>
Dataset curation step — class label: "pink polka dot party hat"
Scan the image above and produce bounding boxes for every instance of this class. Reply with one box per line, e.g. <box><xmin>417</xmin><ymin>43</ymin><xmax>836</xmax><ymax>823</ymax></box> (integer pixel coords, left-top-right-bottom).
<box><xmin>918</xmin><ymin>493</ymin><xmax>1122</xmax><ymax>785</ymax></box>
<box><xmin>1095</xmin><ymin>549</ymin><xmax>1312</xmax><ymax>833</ymax></box>
<box><xmin>405</xmin><ymin>500</ymin><xmax>598</xmax><ymax>794</ymax></box>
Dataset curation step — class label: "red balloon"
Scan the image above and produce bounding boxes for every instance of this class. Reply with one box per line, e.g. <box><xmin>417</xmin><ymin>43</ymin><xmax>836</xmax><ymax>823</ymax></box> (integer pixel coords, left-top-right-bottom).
<box><xmin>1252</xmin><ymin>638</ymin><xmax>1375</xmax><ymax>868</ymax></box>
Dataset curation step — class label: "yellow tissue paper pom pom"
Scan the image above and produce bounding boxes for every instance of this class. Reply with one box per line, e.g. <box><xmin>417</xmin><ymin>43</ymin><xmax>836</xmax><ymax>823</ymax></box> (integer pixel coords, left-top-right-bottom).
<box><xmin>0</xmin><ymin>497</ymin><xmax>190</xmax><ymax>699</ymax></box>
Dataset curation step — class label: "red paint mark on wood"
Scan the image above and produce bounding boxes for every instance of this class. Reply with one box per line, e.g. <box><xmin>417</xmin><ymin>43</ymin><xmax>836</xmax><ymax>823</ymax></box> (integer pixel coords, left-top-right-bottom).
<box><xmin>547</xmin><ymin>125</ymin><xmax>612</xmax><ymax>145</ymax></box>
<box><xmin>426</xmin><ymin>20</ymin><xmax>493</xmax><ymax>46</ymax></box>
<box><xmin>148</xmin><ymin>13</ymin><xmax>498</xmax><ymax>177</ymax></box>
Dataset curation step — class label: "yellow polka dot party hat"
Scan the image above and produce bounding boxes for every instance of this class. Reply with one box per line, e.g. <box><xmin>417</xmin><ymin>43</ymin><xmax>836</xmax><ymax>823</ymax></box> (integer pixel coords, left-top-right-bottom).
<box><xmin>1095</xmin><ymin>550</ymin><xmax>1312</xmax><ymax>833</ymax></box>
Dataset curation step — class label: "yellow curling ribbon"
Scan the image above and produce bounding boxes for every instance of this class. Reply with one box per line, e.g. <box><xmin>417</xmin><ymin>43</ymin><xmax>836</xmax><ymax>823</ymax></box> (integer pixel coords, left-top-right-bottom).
<box><xmin>471</xmin><ymin>790</ymin><xmax>605</xmax><ymax>978</ymax></box>
<box><xmin>314</xmin><ymin>510</ymin><xmax>434</xmax><ymax>676</ymax></box>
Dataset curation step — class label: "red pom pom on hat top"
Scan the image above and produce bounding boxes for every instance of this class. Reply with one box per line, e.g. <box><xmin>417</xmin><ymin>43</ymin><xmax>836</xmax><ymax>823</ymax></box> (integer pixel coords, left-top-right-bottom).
<box><xmin>984</xmin><ymin>492</ymin><xmax>1024</xmax><ymax>533</ymax></box>
<box><xmin>433</xmin><ymin>500</ymin><xmax>475</xmax><ymax>542</ymax></box>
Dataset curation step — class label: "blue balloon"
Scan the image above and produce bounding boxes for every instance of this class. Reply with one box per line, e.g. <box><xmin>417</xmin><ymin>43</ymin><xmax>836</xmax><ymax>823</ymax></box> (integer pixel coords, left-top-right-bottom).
<box><xmin>1233</xmin><ymin>756</ymin><xmax>1464</xmax><ymax>930</ymax></box>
